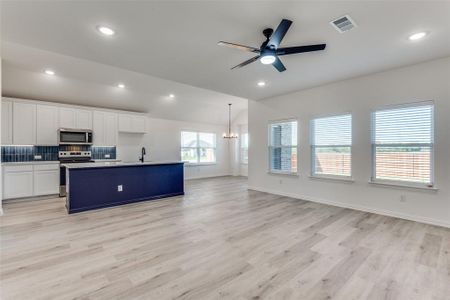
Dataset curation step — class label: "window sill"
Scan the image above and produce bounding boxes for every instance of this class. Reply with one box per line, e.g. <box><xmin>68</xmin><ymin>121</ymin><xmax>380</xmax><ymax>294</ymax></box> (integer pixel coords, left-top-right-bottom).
<box><xmin>309</xmin><ymin>175</ymin><xmax>354</xmax><ymax>183</ymax></box>
<box><xmin>368</xmin><ymin>180</ymin><xmax>438</xmax><ymax>191</ymax></box>
<box><xmin>184</xmin><ymin>162</ymin><xmax>217</xmax><ymax>167</ymax></box>
<box><xmin>267</xmin><ymin>170</ymin><xmax>299</xmax><ymax>177</ymax></box>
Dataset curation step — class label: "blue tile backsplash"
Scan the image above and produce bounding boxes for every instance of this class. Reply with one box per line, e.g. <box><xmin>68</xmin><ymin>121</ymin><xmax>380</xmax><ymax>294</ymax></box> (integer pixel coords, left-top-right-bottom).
<box><xmin>1</xmin><ymin>146</ymin><xmax>116</xmax><ymax>162</ymax></box>
<box><xmin>92</xmin><ymin>147</ymin><xmax>117</xmax><ymax>160</ymax></box>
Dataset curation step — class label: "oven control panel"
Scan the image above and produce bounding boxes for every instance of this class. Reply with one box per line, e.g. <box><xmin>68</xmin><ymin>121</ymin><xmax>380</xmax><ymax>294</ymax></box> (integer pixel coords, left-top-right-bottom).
<box><xmin>58</xmin><ymin>151</ymin><xmax>92</xmax><ymax>158</ymax></box>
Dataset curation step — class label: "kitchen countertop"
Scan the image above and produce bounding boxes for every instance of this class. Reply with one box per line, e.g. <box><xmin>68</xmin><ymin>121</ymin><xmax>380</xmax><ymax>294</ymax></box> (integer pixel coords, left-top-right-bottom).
<box><xmin>1</xmin><ymin>161</ymin><xmax>60</xmax><ymax>166</ymax></box>
<box><xmin>63</xmin><ymin>161</ymin><xmax>184</xmax><ymax>169</ymax></box>
<box><xmin>92</xmin><ymin>159</ymin><xmax>122</xmax><ymax>162</ymax></box>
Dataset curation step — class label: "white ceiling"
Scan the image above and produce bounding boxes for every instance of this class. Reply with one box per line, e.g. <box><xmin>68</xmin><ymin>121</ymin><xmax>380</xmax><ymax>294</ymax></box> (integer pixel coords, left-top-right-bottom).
<box><xmin>1</xmin><ymin>1</ymin><xmax>450</xmax><ymax>105</ymax></box>
<box><xmin>1</xmin><ymin>42</ymin><xmax>247</xmax><ymax>125</ymax></box>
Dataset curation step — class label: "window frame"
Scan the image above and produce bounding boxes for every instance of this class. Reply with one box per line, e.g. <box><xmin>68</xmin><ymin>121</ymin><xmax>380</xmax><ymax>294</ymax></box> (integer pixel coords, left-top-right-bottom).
<box><xmin>267</xmin><ymin>118</ymin><xmax>299</xmax><ymax>176</ymax></box>
<box><xmin>240</xmin><ymin>132</ymin><xmax>249</xmax><ymax>165</ymax></box>
<box><xmin>370</xmin><ymin>101</ymin><xmax>435</xmax><ymax>189</ymax></box>
<box><xmin>310</xmin><ymin>113</ymin><xmax>353</xmax><ymax>180</ymax></box>
<box><xmin>180</xmin><ymin>130</ymin><xmax>217</xmax><ymax>165</ymax></box>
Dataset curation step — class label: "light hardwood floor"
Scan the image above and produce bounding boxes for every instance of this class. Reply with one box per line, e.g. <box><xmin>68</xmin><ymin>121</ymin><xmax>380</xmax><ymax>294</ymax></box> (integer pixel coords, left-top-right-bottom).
<box><xmin>1</xmin><ymin>176</ymin><xmax>449</xmax><ymax>300</ymax></box>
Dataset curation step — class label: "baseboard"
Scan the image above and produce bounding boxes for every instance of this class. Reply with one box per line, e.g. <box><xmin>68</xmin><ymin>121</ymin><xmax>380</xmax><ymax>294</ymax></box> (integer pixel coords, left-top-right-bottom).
<box><xmin>248</xmin><ymin>185</ymin><xmax>450</xmax><ymax>229</ymax></box>
<box><xmin>185</xmin><ymin>173</ymin><xmax>232</xmax><ymax>180</ymax></box>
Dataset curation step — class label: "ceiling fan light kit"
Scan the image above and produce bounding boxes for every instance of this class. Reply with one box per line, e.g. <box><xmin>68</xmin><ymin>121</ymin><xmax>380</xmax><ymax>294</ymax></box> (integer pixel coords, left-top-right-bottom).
<box><xmin>218</xmin><ymin>18</ymin><xmax>327</xmax><ymax>72</ymax></box>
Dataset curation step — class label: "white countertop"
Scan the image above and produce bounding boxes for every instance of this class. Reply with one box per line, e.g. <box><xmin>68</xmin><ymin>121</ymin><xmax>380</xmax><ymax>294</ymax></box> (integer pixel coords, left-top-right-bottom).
<box><xmin>1</xmin><ymin>161</ymin><xmax>60</xmax><ymax>166</ymax></box>
<box><xmin>63</xmin><ymin>161</ymin><xmax>184</xmax><ymax>169</ymax></box>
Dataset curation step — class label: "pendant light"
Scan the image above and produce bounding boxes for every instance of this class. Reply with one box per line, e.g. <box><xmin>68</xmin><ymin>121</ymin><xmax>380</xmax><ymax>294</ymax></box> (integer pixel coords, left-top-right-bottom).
<box><xmin>223</xmin><ymin>103</ymin><xmax>238</xmax><ymax>139</ymax></box>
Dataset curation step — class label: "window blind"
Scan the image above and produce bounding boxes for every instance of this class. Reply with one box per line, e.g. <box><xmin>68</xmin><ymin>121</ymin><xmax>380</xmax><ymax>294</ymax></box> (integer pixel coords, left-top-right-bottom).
<box><xmin>269</xmin><ymin>120</ymin><xmax>298</xmax><ymax>173</ymax></box>
<box><xmin>311</xmin><ymin>114</ymin><xmax>352</xmax><ymax>177</ymax></box>
<box><xmin>372</xmin><ymin>103</ymin><xmax>434</xmax><ymax>185</ymax></box>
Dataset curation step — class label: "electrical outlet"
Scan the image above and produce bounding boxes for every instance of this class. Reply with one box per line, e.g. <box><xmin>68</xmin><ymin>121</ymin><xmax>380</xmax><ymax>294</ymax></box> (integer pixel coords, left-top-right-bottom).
<box><xmin>34</xmin><ymin>155</ymin><xmax>42</xmax><ymax>160</ymax></box>
<box><xmin>105</xmin><ymin>154</ymin><xmax>110</xmax><ymax>158</ymax></box>
<box><xmin>118</xmin><ymin>185</ymin><xmax>123</xmax><ymax>192</ymax></box>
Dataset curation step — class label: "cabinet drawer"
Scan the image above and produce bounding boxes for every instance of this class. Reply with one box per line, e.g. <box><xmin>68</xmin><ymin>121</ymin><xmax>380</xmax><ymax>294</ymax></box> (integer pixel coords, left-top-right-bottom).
<box><xmin>4</xmin><ymin>165</ymin><xmax>34</xmax><ymax>172</ymax></box>
<box><xmin>34</xmin><ymin>164</ymin><xmax>60</xmax><ymax>171</ymax></box>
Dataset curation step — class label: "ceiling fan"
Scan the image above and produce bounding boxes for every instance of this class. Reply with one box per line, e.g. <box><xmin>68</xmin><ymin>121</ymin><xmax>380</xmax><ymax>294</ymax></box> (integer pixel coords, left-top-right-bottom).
<box><xmin>218</xmin><ymin>19</ymin><xmax>326</xmax><ymax>72</ymax></box>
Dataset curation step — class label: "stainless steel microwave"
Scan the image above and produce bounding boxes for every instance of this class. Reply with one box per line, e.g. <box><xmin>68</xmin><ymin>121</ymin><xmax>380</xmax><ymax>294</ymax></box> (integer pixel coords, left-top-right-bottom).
<box><xmin>58</xmin><ymin>129</ymin><xmax>93</xmax><ymax>145</ymax></box>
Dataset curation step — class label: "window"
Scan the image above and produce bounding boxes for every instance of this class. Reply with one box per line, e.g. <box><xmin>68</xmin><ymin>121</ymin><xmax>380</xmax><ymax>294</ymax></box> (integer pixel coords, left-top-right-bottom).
<box><xmin>371</xmin><ymin>102</ymin><xmax>434</xmax><ymax>186</ymax></box>
<box><xmin>311</xmin><ymin>114</ymin><xmax>352</xmax><ymax>178</ymax></box>
<box><xmin>269</xmin><ymin>120</ymin><xmax>298</xmax><ymax>174</ymax></box>
<box><xmin>181</xmin><ymin>131</ymin><xmax>216</xmax><ymax>164</ymax></box>
<box><xmin>240</xmin><ymin>133</ymin><xmax>249</xmax><ymax>164</ymax></box>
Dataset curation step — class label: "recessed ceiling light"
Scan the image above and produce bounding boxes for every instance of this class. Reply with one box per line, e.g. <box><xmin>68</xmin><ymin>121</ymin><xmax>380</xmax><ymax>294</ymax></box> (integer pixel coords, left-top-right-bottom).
<box><xmin>169</xmin><ymin>94</ymin><xmax>175</xmax><ymax>98</ymax></box>
<box><xmin>408</xmin><ymin>32</ymin><xmax>427</xmax><ymax>41</ymax></box>
<box><xmin>44</xmin><ymin>69</ymin><xmax>55</xmax><ymax>75</ymax></box>
<box><xmin>257</xmin><ymin>81</ymin><xmax>266</xmax><ymax>87</ymax></box>
<box><xmin>97</xmin><ymin>25</ymin><xmax>115</xmax><ymax>36</ymax></box>
<box><xmin>117</xmin><ymin>83</ymin><xmax>125</xmax><ymax>89</ymax></box>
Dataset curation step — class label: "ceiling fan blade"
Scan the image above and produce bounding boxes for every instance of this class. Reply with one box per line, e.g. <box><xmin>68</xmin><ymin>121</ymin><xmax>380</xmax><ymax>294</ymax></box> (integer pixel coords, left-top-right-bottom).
<box><xmin>218</xmin><ymin>41</ymin><xmax>260</xmax><ymax>53</ymax></box>
<box><xmin>272</xmin><ymin>57</ymin><xmax>286</xmax><ymax>72</ymax></box>
<box><xmin>277</xmin><ymin>44</ymin><xmax>326</xmax><ymax>55</ymax></box>
<box><xmin>231</xmin><ymin>55</ymin><xmax>260</xmax><ymax>69</ymax></box>
<box><xmin>267</xmin><ymin>19</ymin><xmax>292</xmax><ymax>48</ymax></box>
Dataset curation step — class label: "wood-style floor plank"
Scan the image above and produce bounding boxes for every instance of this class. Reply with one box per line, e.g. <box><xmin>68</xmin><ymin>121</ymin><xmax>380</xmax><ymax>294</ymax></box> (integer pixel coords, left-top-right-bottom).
<box><xmin>1</xmin><ymin>176</ymin><xmax>449</xmax><ymax>300</ymax></box>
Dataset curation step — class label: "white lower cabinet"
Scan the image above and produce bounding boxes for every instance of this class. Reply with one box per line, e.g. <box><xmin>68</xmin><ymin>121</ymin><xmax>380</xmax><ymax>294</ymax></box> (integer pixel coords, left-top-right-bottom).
<box><xmin>2</xmin><ymin>164</ymin><xmax>60</xmax><ymax>199</ymax></box>
<box><xmin>33</xmin><ymin>164</ymin><xmax>60</xmax><ymax>196</ymax></box>
<box><xmin>3</xmin><ymin>165</ymin><xmax>34</xmax><ymax>199</ymax></box>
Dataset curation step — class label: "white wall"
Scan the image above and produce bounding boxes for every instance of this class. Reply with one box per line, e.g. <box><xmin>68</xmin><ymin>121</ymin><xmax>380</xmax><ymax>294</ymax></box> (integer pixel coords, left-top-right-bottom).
<box><xmin>0</xmin><ymin>57</ymin><xmax>3</xmax><ymax>215</ymax></box>
<box><xmin>230</xmin><ymin>109</ymin><xmax>248</xmax><ymax>176</ymax></box>
<box><xmin>117</xmin><ymin>116</ymin><xmax>231</xmax><ymax>180</ymax></box>
<box><xmin>248</xmin><ymin>57</ymin><xmax>450</xmax><ymax>228</ymax></box>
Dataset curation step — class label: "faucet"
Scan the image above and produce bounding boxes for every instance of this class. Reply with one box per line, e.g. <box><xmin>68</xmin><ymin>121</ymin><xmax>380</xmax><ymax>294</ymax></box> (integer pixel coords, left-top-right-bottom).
<box><xmin>139</xmin><ymin>147</ymin><xmax>146</xmax><ymax>163</ymax></box>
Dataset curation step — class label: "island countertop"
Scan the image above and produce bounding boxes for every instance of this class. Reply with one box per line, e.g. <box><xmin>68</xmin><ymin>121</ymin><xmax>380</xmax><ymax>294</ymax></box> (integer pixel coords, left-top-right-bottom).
<box><xmin>62</xmin><ymin>161</ymin><xmax>184</xmax><ymax>169</ymax></box>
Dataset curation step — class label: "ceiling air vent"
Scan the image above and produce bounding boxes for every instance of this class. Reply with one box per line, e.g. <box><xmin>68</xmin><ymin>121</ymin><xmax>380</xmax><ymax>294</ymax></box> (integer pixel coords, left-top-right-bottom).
<box><xmin>330</xmin><ymin>15</ymin><xmax>357</xmax><ymax>33</ymax></box>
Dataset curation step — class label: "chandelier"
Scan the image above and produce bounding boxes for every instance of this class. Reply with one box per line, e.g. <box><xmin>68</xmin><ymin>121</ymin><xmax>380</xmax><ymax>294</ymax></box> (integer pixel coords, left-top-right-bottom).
<box><xmin>223</xmin><ymin>103</ymin><xmax>238</xmax><ymax>139</ymax></box>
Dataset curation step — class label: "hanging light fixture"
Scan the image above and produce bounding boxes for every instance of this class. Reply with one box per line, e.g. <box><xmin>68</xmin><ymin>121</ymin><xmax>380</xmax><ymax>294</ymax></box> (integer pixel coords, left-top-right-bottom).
<box><xmin>223</xmin><ymin>103</ymin><xmax>238</xmax><ymax>139</ymax></box>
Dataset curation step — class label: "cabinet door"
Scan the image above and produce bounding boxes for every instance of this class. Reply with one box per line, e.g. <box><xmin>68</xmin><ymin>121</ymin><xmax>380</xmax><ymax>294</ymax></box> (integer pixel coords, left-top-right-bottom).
<box><xmin>1</xmin><ymin>99</ymin><xmax>13</xmax><ymax>145</ymax></box>
<box><xmin>59</xmin><ymin>108</ymin><xmax>76</xmax><ymax>129</ymax></box>
<box><xmin>36</xmin><ymin>105</ymin><xmax>59</xmax><ymax>145</ymax></box>
<box><xmin>132</xmin><ymin>116</ymin><xmax>146</xmax><ymax>133</ymax></box>
<box><xmin>3</xmin><ymin>166</ymin><xmax>34</xmax><ymax>199</ymax></box>
<box><xmin>104</xmin><ymin>112</ymin><xmax>118</xmax><ymax>145</ymax></box>
<box><xmin>118</xmin><ymin>114</ymin><xmax>133</xmax><ymax>132</ymax></box>
<box><xmin>33</xmin><ymin>165</ymin><xmax>59</xmax><ymax>196</ymax></box>
<box><xmin>93</xmin><ymin>111</ymin><xmax>105</xmax><ymax>145</ymax></box>
<box><xmin>76</xmin><ymin>109</ymin><xmax>92</xmax><ymax>130</ymax></box>
<box><xmin>13</xmin><ymin>102</ymin><xmax>36</xmax><ymax>145</ymax></box>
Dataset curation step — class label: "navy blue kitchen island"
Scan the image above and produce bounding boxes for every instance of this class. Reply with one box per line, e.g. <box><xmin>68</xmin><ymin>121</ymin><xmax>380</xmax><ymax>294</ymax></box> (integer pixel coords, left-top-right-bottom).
<box><xmin>64</xmin><ymin>161</ymin><xmax>184</xmax><ymax>213</ymax></box>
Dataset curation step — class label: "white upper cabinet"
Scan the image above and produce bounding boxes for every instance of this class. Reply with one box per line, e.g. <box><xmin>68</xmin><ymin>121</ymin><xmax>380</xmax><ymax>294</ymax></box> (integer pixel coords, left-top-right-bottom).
<box><xmin>13</xmin><ymin>102</ymin><xmax>36</xmax><ymax>145</ymax></box>
<box><xmin>93</xmin><ymin>111</ymin><xmax>118</xmax><ymax>146</ymax></box>
<box><xmin>59</xmin><ymin>107</ymin><xmax>76</xmax><ymax>129</ymax></box>
<box><xmin>59</xmin><ymin>107</ymin><xmax>92</xmax><ymax>130</ymax></box>
<box><xmin>104</xmin><ymin>112</ymin><xmax>118</xmax><ymax>145</ymax></box>
<box><xmin>36</xmin><ymin>104</ymin><xmax>59</xmax><ymax>145</ymax></box>
<box><xmin>3</xmin><ymin>98</ymin><xmax>143</xmax><ymax>145</ymax></box>
<box><xmin>76</xmin><ymin>109</ymin><xmax>93</xmax><ymax>130</ymax></box>
<box><xmin>118</xmin><ymin>113</ymin><xmax>146</xmax><ymax>133</ymax></box>
<box><xmin>1</xmin><ymin>99</ymin><xmax>13</xmax><ymax>145</ymax></box>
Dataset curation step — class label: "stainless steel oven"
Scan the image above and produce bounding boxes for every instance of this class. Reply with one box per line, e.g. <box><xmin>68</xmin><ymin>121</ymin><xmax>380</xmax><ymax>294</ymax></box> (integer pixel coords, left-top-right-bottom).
<box><xmin>58</xmin><ymin>129</ymin><xmax>93</xmax><ymax>145</ymax></box>
<box><xmin>59</xmin><ymin>151</ymin><xmax>93</xmax><ymax>197</ymax></box>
